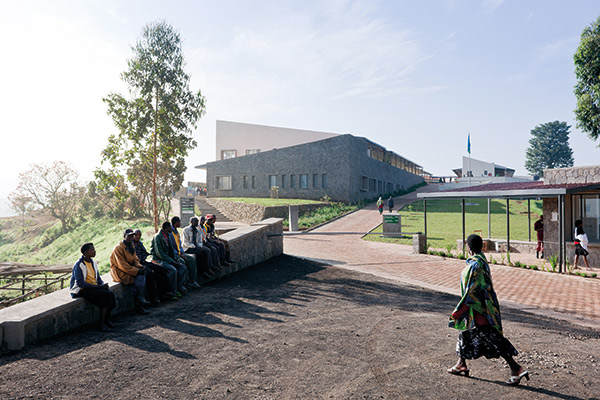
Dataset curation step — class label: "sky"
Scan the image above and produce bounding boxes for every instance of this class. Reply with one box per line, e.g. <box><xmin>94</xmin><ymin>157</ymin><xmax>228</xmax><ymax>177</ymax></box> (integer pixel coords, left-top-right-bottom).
<box><xmin>1</xmin><ymin>0</ymin><xmax>600</xmax><ymax>216</ymax></box>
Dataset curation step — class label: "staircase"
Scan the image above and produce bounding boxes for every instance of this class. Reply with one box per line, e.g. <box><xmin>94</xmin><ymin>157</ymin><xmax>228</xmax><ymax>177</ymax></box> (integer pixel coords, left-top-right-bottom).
<box><xmin>194</xmin><ymin>197</ymin><xmax>231</xmax><ymax>222</ymax></box>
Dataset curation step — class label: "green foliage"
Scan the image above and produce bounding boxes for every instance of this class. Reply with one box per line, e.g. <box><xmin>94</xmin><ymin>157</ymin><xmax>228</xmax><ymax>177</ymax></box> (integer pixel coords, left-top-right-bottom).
<box><xmin>500</xmin><ymin>253</ymin><xmax>506</xmax><ymax>265</ymax></box>
<box><xmin>524</xmin><ymin>121</ymin><xmax>574</xmax><ymax>177</ymax></box>
<box><xmin>506</xmin><ymin>251</ymin><xmax>512</xmax><ymax>266</ymax></box>
<box><xmin>294</xmin><ymin>202</ymin><xmax>358</xmax><ymax>230</ymax></box>
<box><xmin>574</xmin><ymin>15</ymin><xmax>600</xmax><ymax>142</ymax></box>
<box><xmin>489</xmin><ymin>253</ymin><xmax>496</xmax><ymax>264</ymax></box>
<box><xmin>592</xmin><ymin>273</ymin><xmax>598</xmax><ymax>278</ymax></box>
<box><xmin>98</xmin><ymin>21</ymin><xmax>206</xmax><ymax>223</ymax></box>
<box><xmin>548</xmin><ymin>254</ymin><xmax>558</xmax><ymax>272</ymax></box>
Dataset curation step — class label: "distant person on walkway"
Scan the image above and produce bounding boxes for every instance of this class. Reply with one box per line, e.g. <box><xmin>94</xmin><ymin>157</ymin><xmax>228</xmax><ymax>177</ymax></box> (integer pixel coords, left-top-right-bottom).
<box><xmin>133</xmin><ymin>229</ymin><xmax>176</xmax><ymax>302</ymax></box>
<box><xmin>151</xmin><ymin>221</ymin><xmax>189</xmax><ymax>298</ymax></box>
<box><xmin>171</xmin><ymin>216</ymin><xmax>201</xmax><ymax>289</ymax></box>
<box><xmin>447</xmin><ymin>234</ymin><xmax>529</xmax><ymax>386</ymax></box>
<box><xmin>110</xmin><ymin>229</ymin><xmax>151</xmax><ymax>315</ymax></box>
<box><xmin>573</xmin><ymin>220</ymin><xmax>592</xmax><ymax>270</ymax></box>
<box><xmin>377</xmin><ymin>197</ymin><xmax>384</xmax><ymax>215</ymax></box>
<box><xmin>534</xmin><ymin>215</ymin><xmax>544</xmax><ymax>259</ymax></box>
<box><xmin>182</xmin><ymin>216</ymin><xmax>219</xmax><ymax>279</ymax></box>
<box><xmin>387</xmin><ymin>196</ymin><xmax>394</xmax><ymax>213</ymax></box>
<box><xmin>70</xmin><ymin>243</ymin><xmax>116</xmax><ymax>331</ymax></box>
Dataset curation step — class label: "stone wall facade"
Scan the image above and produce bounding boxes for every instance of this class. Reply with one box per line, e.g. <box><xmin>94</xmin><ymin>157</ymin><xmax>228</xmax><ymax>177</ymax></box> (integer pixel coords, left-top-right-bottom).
<box><xmin>544</xmin><ymin>165</ymin><xmax>600</xmax><ymax>185</ymax></box>
<box><xmin>203</xmin><ymin>134</ymin><xmax>424</xmax><ymax>203</ymax></box>
<box><xmin>205</xmin><ymin>198</ymin><xmax>328</xmax><ymax>224</ymax></box>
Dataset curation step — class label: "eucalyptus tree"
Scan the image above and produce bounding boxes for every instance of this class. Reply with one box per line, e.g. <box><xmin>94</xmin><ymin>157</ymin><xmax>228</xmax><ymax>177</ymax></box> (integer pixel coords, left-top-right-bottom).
<box><xmin>99</xmin><ymin>21</ymin><xmax>206</xmax><ymax>230</ymax></box>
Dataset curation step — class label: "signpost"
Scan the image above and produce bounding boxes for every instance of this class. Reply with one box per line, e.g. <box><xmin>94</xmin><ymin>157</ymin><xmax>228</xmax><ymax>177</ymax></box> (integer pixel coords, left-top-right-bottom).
<box><xmin>382</xmin><ymin>213</ymin><xmax>402</xmax><ymax>237</ymax></box>
<box><xmin>180</xmin><ymin>197</ymin><xmax>196</xmax><ymax>226</ymax></box>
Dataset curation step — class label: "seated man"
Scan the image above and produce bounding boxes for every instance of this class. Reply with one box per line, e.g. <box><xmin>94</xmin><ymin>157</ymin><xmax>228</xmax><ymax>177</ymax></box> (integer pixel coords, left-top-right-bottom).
<box><xmin>70</xmin><ymin>242</ymin><xmax>116</xmax><ymax>331</ymax></box>
<box><xmin>171</xmin><ymin>216</ymin><xmax>201</xmax><ymax>289</ymax></box>
<box><xmin>205</xmin><ymin>214</ymin><xmax>233</xmax><ymax>265</ymax></box>
<box><xmin>151</xmin><ymin>221</ymin><xmax>189</xmax><ymax>297</ymax></box>
<box><xmin>133</xmin><ymin>229</ymin><xmax>176</xmax><ymax>302</ymax></box>
<box><xmin>182</xmin><ymin>216</ymin><xmax>218</xmax><ymax>279</ymax></box>
<box><xmin>110</xmin><ymin>229</ymin><xmax>151</xmax><ymax>315</ymax></box>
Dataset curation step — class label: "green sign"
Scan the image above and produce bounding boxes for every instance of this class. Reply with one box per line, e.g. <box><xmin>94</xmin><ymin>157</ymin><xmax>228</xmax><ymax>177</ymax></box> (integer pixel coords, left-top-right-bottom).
<box><xmin>384</xmin><ymin>215</ymin><xmax>399</xmax><ymax>224</ymax></box>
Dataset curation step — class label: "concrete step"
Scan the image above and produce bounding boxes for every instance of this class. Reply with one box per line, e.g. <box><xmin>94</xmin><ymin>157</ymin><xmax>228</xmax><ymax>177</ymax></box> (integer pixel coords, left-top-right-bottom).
<box><xmin>194</xmin><ymin>198</ymin><xmax>231</xmax><ymax>222</ymax></box>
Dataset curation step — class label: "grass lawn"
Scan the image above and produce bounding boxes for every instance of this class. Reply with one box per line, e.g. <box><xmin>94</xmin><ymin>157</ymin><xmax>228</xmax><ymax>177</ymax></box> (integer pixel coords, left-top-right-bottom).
<box><xmin>364</xmin><ymin>198</ymin><xmax>544</xmax><ymax>249</ymax></box>
<box><xmin>215</xmin><ymin>197</ymin><xmax>322</xmax><ymax>206</ymax></box>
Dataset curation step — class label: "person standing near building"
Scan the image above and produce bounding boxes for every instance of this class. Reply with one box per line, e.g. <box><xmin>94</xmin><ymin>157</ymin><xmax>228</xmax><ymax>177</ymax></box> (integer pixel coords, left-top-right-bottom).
<box><xmin>387</xmin><ymin>196</ymin><xmax>394</xmax><ymax>213</ymax></box>
<box><xmin>573</xmin><ymin>220</ymin><xmax>592</xmax><ymax>270</ymax></box>
<box><xmin>534</xmin><ymin>215</ymin><xmax>544</xmax><ymax>259</ymax></box>
<box><xmin>377</xmin><ymin>197</ymin><xmax>384</xmax><ymax>215</ymax></box>
<box><xmin>447</xmin><ymin>234</ymin><xmax>528</xmax><ymax>386</ymax></box>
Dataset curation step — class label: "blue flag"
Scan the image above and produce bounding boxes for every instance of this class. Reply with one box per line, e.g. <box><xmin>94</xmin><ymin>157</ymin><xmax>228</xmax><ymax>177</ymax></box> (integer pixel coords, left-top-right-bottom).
<box><xmin>467</xmin><ymin>134</ymin><xmax>471</xmax><ymax>154</ymax></box>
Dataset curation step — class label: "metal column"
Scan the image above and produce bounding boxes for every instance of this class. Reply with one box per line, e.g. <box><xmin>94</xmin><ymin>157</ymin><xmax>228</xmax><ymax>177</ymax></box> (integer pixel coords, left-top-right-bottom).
<box><xmin>506</xmin><ymin>199</ymin><xmax>510</xmax><ymax>252</ymax></box>
<box><xmin>487</xmin><ymin>198</ymin><xmax>491</xmax><ymax>239</ymax></box>
<box><xmin>424</xmin><ymin>199</ymin><xmax>428</xmax><ymax>237</ymax></box>
<box><xmin>527</xmin><ymin>199</ymin><xmax>531</xmax><ymax>242</ymax></box>
<box><xmin>462</xmin><ymin>199</ymin><xmax>466</xmax><ymax>257</ymax></box>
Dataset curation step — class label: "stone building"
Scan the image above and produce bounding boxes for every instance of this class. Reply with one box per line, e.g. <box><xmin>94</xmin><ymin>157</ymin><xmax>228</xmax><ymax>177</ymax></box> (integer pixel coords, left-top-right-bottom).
<box><xmin>196</xmin><ymin>133</ymin><xmax>425</xmax><ymax>203</ymax></box>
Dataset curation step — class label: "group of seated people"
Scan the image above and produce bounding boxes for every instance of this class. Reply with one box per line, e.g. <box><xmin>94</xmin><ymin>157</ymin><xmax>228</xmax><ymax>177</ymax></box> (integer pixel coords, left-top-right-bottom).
<box><xmin>69</xmin><ymin>214</ymin><xmax>233</xmax><ymax>331</ymax></box>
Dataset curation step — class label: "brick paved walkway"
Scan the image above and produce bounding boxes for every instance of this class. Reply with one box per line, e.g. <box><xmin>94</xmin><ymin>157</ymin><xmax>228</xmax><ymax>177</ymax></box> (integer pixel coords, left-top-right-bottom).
<box><xmin>284</xmin><ymin>189</ymin><xmax>600</xmax><ymax>329</ymax></box>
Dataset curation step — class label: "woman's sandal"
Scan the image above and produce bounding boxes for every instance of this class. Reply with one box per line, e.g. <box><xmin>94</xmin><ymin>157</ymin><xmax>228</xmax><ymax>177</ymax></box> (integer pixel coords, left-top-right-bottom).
<box><xmin>447</xmin><ymin>366</ymin><xmax>470</xmax><ymax>376</ymax></box>
<box><xmin>506</xmin><ymin>370</ymin><xmax>529</xmax><ymax>386</ymax></box>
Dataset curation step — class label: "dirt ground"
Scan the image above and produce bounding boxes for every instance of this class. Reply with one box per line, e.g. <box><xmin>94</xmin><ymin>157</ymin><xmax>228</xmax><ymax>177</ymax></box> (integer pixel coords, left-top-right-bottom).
<box><xmin>1</xmin><ymin>255</ymin><xmax>599</xmax><ymax>400</ymax></box>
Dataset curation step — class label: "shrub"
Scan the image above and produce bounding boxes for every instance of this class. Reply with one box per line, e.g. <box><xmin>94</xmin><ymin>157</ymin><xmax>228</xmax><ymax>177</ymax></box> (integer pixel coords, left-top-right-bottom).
<box><xmin>548</xmin><ymin>254</ymin><xmax>558</xmax><ymax>272</ymax></box>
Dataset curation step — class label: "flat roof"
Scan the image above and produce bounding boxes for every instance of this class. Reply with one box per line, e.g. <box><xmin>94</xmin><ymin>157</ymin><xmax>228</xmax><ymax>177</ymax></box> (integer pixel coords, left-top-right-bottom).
<box><xmin>417</xmin><ymin>181</ymin><xmax>600</xmax><ymax>199</ymax></box>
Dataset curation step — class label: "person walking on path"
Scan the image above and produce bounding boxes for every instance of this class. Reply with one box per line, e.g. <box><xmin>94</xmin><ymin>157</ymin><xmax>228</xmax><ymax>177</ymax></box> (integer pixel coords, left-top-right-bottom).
<box><xmin>387</xmin><ymin>196</ymin><xmax>394</xmax><ymax>213</ymax></box>
<box><xmin>534</xmin><ymin>215</ymin><xmax>544</xmax><ymax>259</ymax></box>
<box><xmin>447</xmin><ymin>234</ymin><xmax>529</xmax><ymax>386</ymax></box>
<box><xmin>573</xmin><ymin>220</ymin><xmax>592</xmax><ymax>270</ymax></box>
<box><xmin>376</xmin><ymin>196</ymin><xmax>384</xmax><ymax>215</ymax></box>
<box><xmin>70</xmin><ymin>243</ymin><xmax>116</xmax><ymax>331</ymax></box>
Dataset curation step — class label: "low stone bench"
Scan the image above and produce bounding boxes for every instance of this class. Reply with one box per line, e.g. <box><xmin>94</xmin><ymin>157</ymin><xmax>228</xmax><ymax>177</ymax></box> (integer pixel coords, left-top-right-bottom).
<box><xmin>0</xmin><ymin>218</ymin><xmax>284</xmax><ymax>352</ymax></box>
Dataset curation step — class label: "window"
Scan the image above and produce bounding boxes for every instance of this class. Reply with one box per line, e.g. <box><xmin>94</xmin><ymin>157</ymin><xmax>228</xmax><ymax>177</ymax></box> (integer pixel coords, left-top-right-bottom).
<box><xmin>215</xmin><ymin>176</ymin><xmax>232</xmax><ymax>190</ymax></box>
<box><xmin>251</xmin><ymin>175</ymin><xmax>256</xmax><ymax>189</ymax></box>
<box><xmin>243</xmin><ymin>175</ymin><xmax>248</xmax><ymax>189</ymax></box>
<box><xmin>221</xmin><ymin>150</ymin><xmax>236</xmax><ymax>159</ymax></box>
<box><xmin>361</xmin><ymin>176</ymin><xmax>368</xmax><ymax>191</ymax></box>
<box><xmin>269</xmin><ymin>175</ymin><xmax>278</xmax><ymax>188</ymax></box>
<box><xmin>300</xmin><ymin>174</ymin><xmax>308</xmax><ymax>189</ymax></box>
<box><xmin>313</xmin><ymin>174</ymin><xmax>318</xmax><ymax>188</ymax></box>
<box><xmin>246</xmin><ymin>149</ymin><xmax>260</xmax><ymax>155</ymax></box>
<box><xmin>369</xmin><ymin>178</ymin><xmax>376</xmax><ymax>192</ymax></box>
<box><xmin>572</xmin><ymin>194</ymin><xmax>600</xmax><ymax>242</ymax></box>
<box><xmin>322</xmin><ymin>174</ymin><xmax>327</xmax><ymax>188</ymax></box>
<box><xmin>291</xmin><ymin>174</ymin><xmax>296</xmax><ymax>188</ymax></box>
<box><xmin>281</xmin><ymin>175</ymin><xmax>286</xmax><ymax>189</ymax></box>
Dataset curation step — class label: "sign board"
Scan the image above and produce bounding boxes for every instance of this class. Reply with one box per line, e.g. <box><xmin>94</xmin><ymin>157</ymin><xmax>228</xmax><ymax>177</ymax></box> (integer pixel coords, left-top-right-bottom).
<box><xmin>382</xmin><ymin>213</ymin><xmax>402</xmax><ymax>237</ymax></box>
<box><xmin>186</xmin><ymin>186</ymin><xmax>195</xmax><ymax>197</ymax></box>
<box><xmin>179</xmin><ymin>197</ymin><xmax>196</xmax><ymax>226</ymax></box>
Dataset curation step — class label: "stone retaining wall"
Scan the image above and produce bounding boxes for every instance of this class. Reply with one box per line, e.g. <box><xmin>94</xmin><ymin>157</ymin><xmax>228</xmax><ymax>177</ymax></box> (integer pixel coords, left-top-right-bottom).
<box><xmin>206</xmin><ymin>198</ymin><xmax>327</xmax><ymax>224</ymax></box>
<box><xmin>544</xmin><ymin>165</ymin><xmax>600</xmax><ymax>184</ymax></box>
<box><xmin>0</xmin><ymin>218</ymin><xmax>284</xmax><ymax>351</ymax></box>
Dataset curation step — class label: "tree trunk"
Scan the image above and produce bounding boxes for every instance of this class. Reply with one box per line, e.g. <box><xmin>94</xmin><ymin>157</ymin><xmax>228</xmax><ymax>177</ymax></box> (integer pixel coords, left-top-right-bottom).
<box><xmin>152</xmin><ymin>89</ymin><xmax>159</xmax><ymax>232</ymax></box>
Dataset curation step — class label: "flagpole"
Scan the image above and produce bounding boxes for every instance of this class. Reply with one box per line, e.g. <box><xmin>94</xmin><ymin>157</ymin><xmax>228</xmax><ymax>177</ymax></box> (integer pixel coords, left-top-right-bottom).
<box><xmin>468</xmin><ymin>132</ymin><xmax>471</xmax><ymax>187</ymax></box>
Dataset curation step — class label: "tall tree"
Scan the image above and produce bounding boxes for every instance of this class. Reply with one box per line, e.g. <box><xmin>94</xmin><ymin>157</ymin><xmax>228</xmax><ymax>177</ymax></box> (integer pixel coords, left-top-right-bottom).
<box><xmin>100</xmin><ymin>21</ymin><xmax>206</xmax><ymax>230</ymax></box>
<box><xmin>574</xmin><ymin>15</ymin><xmax>600</xmax><ymax>143</ymax></box>
<box><xmin>11</xmin><ymin>161</ymin><xmax>81</xmax><ymax>233</ymax></box>
<box><xmin>525</xmin><ymin>121</ymin><xmax>574</xmax><ymax>177</ymax></box>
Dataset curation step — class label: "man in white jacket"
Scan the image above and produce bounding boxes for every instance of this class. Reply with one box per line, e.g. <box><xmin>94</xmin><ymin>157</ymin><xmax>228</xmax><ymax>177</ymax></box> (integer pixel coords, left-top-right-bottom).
<box><xmin>182</xmin><ymin>216</ymin><xmax>219</xmax><ymax>279</ymax></box>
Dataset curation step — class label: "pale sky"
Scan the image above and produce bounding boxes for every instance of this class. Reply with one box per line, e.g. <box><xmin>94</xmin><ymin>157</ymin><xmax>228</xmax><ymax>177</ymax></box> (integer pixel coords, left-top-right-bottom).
<box><xmin>1</xmin><ymin>0</ymin><xmax>599</xmax><ymax>216</ymax></box>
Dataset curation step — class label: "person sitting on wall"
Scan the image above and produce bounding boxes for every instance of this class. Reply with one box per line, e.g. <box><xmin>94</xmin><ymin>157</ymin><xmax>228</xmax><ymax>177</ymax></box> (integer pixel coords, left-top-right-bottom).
<box><xmin>151</xmin><ymin>221</ymin><xmax>189</xmax><ymax>298</ymax></box>
<box><xmin>171</xmin><ymin>216</ymin><xmax>201</xmax><ymax>289</ymax></box>
<box><xmin>70</xmin><ymin>243</ymin><xmax>116</xmax><ymax>331</ymax></box>
<box><xmin>182</xmin><ymin>216</ymin><xmax>219</xmax><ymax>279</ymax></box>
<box><xmin>534</xmin><ymin>215</ymin><xmax>544</xmax><ymax>259</ymax></box>
<box><xmin>110</xmin><ymin>229</ymin><xmax>151</xmax><ymax>315</ymax></box>
<box><xmin>204</xmin><ymin>214</ymin><xmax>233</xmax><ymax>266</ymax></box>
<box><xmin>133</xmin><ymin>229</ymin><xmax>177</xmax><ymax>302</ymax></box>
<box><xmin>198</xmin><ymin>215</ymin><xmax>222</xmax><ymax>272</ymax></box>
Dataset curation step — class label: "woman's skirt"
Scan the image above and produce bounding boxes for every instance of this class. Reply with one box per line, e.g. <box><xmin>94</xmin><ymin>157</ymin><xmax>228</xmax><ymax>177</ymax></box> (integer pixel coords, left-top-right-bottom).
<box><xmin>456</xmin><ymin>326</ymin><xmax>518</xmax><ymax>360</ymax></box>
<box><xmin>575</xmin><ymin>243</ymin><xmax>589</xmax><ymax>256</ymax></box>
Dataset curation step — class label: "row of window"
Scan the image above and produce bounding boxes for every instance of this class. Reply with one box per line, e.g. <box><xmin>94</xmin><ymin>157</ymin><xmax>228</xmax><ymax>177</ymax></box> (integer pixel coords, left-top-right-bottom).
<box><xmin>221</xmin><ymin>149</ymin><xmax>261</xmax><ymax>160</ymax></box>
<box><xmin>214</xmin><ymin>174</ymin><xmax>328</xmax><ymax>191</ymax></box>
<box><xmin>367</xmin><ymin>144</ymin><xmax>423</xmax><ymax>176</ymax></box>
<box><xmin>360</xmin><ymin>176</ymin><xmax>400</xmax><ymax>194</ymax></box>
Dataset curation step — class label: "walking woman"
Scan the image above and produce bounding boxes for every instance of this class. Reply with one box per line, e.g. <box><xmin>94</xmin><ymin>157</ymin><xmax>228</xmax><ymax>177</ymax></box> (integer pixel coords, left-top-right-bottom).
<box><xmin>447</xmin><ymin>234</ymin><xmax>529</xmax><ymax>386</ymax></box>
<box><xmin>573</xmin><ymin>220</ymin><xmax>592</xmax><ymax>270</ymax></box>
